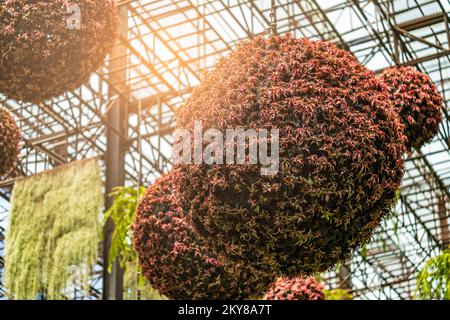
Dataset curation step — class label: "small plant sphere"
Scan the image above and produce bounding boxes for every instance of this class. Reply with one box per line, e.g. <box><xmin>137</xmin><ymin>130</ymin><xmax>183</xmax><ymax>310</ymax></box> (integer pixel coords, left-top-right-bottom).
<box><xmin>264</xmin><ymin>277</ymin><xmax>325</xmax><ymax>300</ymax></box>
<box><xmin>174</xmin><ymin>34</ymin><xmax>406</xmax><ymax>277</ymax></box>
<box><xmin>133</xmin><ymin>173</ymin><xmax>273</xmax><ymax>300</ymax></box>
<box><xmin>0</xmin><ymin>0</ymin><xmax>119</xmax><ymax>103</ymax></box>
<box><xmin>0</xmin><ymin>108</ymin><xmax>21</xmax><ymax>176</ymax></box>
<box><xmin>380</xmin><ymin>66</ymin><xmax>443</xmax><ymax>151</ymax></box>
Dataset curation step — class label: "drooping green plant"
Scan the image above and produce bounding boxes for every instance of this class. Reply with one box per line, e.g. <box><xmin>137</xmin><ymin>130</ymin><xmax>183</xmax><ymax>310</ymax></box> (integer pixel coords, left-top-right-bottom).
<box><xmin>123</xmin><ymin>261</ymin><xmax>166</xmax><ymax>300</ymax></box>
<box><xmin>416</xmin><ymin>250</ymin><xmax>450</xmax><ymax>300</ymax></box>
<box><xmin>324</xmin><ymin>289</ymin><xmax>353</xmax><ymax>300</ymax></box>
<box><xmin>103</xmin><ymin>186</ymin><xmax>145</xmax><ymax>271</ymax></box>
<box><xmin>5</xmin><ymin>159</ymin><xmax>103</xmax><ymax>300</ymax></box>
<box><xmin>103</xmin><ymin>185</ymin><xmax>166</xmax><ymax>300</ymax></box>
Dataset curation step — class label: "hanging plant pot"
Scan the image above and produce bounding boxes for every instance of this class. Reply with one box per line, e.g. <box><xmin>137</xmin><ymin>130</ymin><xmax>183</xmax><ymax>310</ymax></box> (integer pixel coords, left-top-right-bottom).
<box><xmin>0</xmin><ymin>108</ymin><xmax>21</xmax><ymax>176</ymax></box>
<box><xmin>133</xmin><ymin>172</ymin><xmax>274</xmax><ymax>300</ymax></box>
<box><xmin>0</xmin><ymin>0</ymin><xmax>119</xmax><ymax>103</ymax></box>
<box><xmin>264</xmin><ymin>277</ymin><xmax>325</xmax><ymax>300</ymax></box>
<box><xmin>173</xmin><ymin>34</ymin><xmax>406</xmax><ymax>277</ymax></box>
<box><xmin>380</xmin><ymin>66</ymin><xmax>443</xmax><ymax>151</ymax></box>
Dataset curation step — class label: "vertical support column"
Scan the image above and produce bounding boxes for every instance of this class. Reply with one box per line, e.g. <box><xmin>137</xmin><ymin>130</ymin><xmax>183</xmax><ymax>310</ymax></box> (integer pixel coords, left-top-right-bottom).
<box><xmin>438</xmin><ymin>197</ymin><xmax>450</xmax><ymax>249</ymax></box>
<box><xmin>103</xmin><ymin>4</ymin><xmax>128</xmax><ymax>300</ymax></box>
<box><xmin>339</xmin><ymin>261</ymin><xmax>353</xmax><ymax>293</ymax></box>
<box><xmin>393</xmin><ymin>31</ymin><xmax>400</xmax><ymax>64</ymax></box>
<box><xmin>51</xmin><ymin>142</ymin><xmax>68</xmax><ymax>167</ymax></box>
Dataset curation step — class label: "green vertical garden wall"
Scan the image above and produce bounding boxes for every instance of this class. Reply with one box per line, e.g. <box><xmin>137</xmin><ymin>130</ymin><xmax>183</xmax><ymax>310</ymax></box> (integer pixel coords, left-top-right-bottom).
<box><xmin>4</xmin><ymin>159</ymin><xmax>103</xmax><ymax>299</ymax></box>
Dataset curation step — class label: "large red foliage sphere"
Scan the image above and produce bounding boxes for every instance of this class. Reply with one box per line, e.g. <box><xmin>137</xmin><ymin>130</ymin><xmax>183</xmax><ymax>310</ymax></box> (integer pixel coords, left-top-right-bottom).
<box><xmin>133</xmin><ymin>172</ymin><xmax>273</xmax><ymax>300</ymax></box>
<box><xmin>264</xmin><ymin>277</ymin><xmax>325</xmax><ymax>300</ymax></box>
<box><xmin>0</xmin><ymin>108</ymin><xmax>21</xmax><ymax>176</ymax></box>
<box><xmin>380</xmin><ymin>66</ymin><xmax>443</xmax><ymax>151</ymax></box>
<box><xmin>174</xmin><ymin>34</ymin><xmax>406</xmax><ymax>277</ymax></box>
<box><xmin>0</xmin><ymin>0</ymin><xmax>119</xmax><ymax>103</ymax></box>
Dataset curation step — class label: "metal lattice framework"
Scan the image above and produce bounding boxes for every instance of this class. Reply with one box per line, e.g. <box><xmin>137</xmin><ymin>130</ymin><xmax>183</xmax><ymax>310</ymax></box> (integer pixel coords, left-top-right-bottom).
<box><xmin>1</xmin><ymin>0</ymin><xmax>449</xmax><ymax>300</ymax></box>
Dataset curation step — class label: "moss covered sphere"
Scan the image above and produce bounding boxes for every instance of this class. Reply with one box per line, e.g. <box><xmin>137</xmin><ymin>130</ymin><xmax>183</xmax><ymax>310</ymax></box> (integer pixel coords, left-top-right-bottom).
<box><xmin>380</xmin><ymin>66</ymin><xmax>443</xmax><ymax>151</ymax></box>
<box><xmin>0</xmin><ymin>0</ymin><xmax>119</xmax><ymax>103</ymax></box>
<box><xmin>0</xmin><ymin>108</ymin><xmax>21</xmax><ymax>176</ymax></box>
<box><xmin>264</xmin><ymin>277</ymin><xmax>325</xmax><ymax>300</ymax></box>
<box><xmin>174</xmin><ymin>34</ymin><xmax>406</xmax><ymax>277</ymax></box>
<box><xmin>133</xmin><ymin>172</ymin><xmax>274</xmax><ymax>300</ymax></box>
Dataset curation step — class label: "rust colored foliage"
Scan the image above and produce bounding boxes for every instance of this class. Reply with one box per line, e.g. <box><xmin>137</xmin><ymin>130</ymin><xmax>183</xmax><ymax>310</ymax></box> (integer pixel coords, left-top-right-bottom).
<box><xmin>0</xmin><ymin>0</ymin><xmax>119</xmax><ymax>103</ymax></box>
<box><xmin>0</xmin><ymin>108</ymin><xmax>21</xmax><ymax>176</ymax></box>
<box><xmin>380</xmin><ymin>66</ymin><xmax>443</xmax><ymax>151</ymax></box>
<box><xmin>264</xmin><ymin>277</ymin><xmax>325</xmax><ymax>300</ymax></box>
<box><xmin>133</xmin><ymin>172</ymin><xmax>273</xmax><ymax>300</ymax></box>
<box><xmin>174</xmin><ymin>34</ymin><xmax>406</xmax><ymax>277</ymax></box>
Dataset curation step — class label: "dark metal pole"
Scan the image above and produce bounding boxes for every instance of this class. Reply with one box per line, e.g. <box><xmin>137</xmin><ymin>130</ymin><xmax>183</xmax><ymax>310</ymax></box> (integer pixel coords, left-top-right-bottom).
<box><xmin>438</xmin><ymin>196</ymin><xmax>450</xmax><ymax>249</ymax></box>
<box><xmin>339</xmin><ymin>262</ymin><xmax>353</xmax><ymax>294</ymax></box>
<box><xmin>269</xmin><ymin>0</ymin><xmax>277</xmax><ymax>36</ymax></box>
<box><xmin>103</xmin><ymin>4</ymin><xmax>128</xmax><ymax>300</ymax></box>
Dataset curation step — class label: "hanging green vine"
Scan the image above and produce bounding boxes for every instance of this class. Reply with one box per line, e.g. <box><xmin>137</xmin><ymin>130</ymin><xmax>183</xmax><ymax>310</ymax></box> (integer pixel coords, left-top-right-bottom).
<box><xmin>123</xmin><ymin>261</ymin><xmax>166</xmax><ymax>300</ymax></box>
<box><xmin>103</xmin><ymin>186</ymin><xmax>145</xmax><ymax>270</ymax></box>
<box><xmin>416</xmin><ymin>250</ymin><xmax>450</xmax><ymax>300</ymax></box>
<box><xmin>324</xmin><ymin>289</ymin><xmax>353</xmax><ymax>300</ymax></box>
<box><xmin>5</xmin><ymin>159</ymin><xmax>103</xmax><ymax>300</ymax></box>
<box><xmin>104</xmin><ymin>185</ymin><xmax>165</xmax><ymax>300</ymax></box>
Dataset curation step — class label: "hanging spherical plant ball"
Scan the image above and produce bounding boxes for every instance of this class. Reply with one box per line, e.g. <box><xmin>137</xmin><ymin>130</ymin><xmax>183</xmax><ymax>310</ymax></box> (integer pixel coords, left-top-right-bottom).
<box><xmin>0</xmin><ymin>0</ymin><xmax>119</xmax><ymax>103</ymax></box>
<box><xmin>379</xmin><ymin>66</ymin><xmax>443</xmax><ymax>151</ymax></box>
<box><xmin>264</xmin><ymin>277</ymin><xmax>325</xmax><ymax>300</ymax></box>
<box><xmin>133</xmin><ymin>172</ymin><xmax>274</xmax><ymax>300</ymax></box>
<box><xmin>174</xmin><ymin>34</ymin><xmax>406</xmax><ymax>277</ymax></box>
<box><xmin>0</xmin><ymin>108</ymin><xmax>21</xmax><ymax>176</ymax></box>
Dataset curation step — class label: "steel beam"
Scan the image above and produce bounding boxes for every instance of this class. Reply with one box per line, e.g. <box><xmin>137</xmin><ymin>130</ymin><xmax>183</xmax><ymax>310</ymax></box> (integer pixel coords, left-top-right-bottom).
<box><xmin>102</xmin><ymin>5</ymin><xmax>128</xmax><ymax>300</ymax></box>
